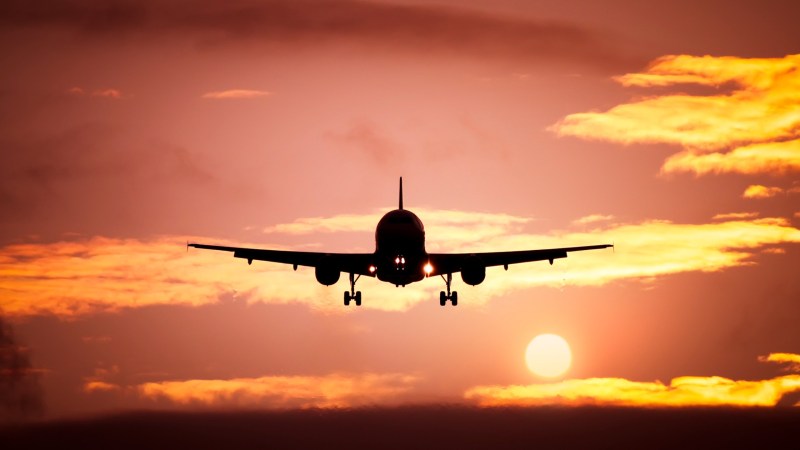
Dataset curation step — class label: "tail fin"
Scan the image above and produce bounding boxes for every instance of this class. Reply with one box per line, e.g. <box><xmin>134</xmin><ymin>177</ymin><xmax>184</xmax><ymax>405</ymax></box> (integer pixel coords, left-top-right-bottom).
<box><xmin>399</xmin><ymin>177</ymin><xmax>403</xmax><ymax>210</ymax></box>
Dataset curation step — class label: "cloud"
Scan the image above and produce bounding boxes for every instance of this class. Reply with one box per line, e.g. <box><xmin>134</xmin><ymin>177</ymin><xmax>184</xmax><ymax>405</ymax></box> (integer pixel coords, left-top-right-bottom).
<box><xmin>83</xmin><ymin>381</ymin><xmax>121</xmax><ymax>393</ymax></box>
<box><xmin>742</xmin><ymin>183</ymin><xmax>800</xmax><ymax>199</ymax></box>
<box><xmin>201</xmin><ymin>89</ymin><xmax>271</xmax><ymax>99</ymax></box>
<box><xmin>551</xmin><ymin>54</ymin><xmax>800</xmax><ymax>176</ymax></box>
<box><xmin>465</xmin><ymin>353</ymin><xmax>800</xmax><ymax>408</ymax></box>
<box><xmin>2</xmin><ymin>210</ymin><xmax>799</xmax><ymax>317</ymax></box>
<box><xmin>0</xmin><ymin>0</ymin><xmax>628</xmax><ymax>69</ymax></box>
<box><xmin>137</xmin><ymin>373</ymin><xmax>419</xmax><ymax>409</ymax></box>
<box><xmin>760</xmin><ymin>353</ymin><xmax>800</xmax><ymax>373</ymax></box>
<box><xmin>325</xmin><ymin>122</ymin><xmax>401</xmax><ymax>166</ymax></box>
<box><xmin>712</xmin><ymin>212</ymin><xmax>758</xmax><ymax>220</ymax></box>
<box><xmin>743</xmin><ymin>185</ymin><xmax>784</xmax><ymax>199</ymax></box>
<box><xmin>64</xmin><ymin>86</ymin><xmax>126</xmax><ymax>99</ymax></box>
<box><xmin>264</xmin><ymin>207</ymin><xmax>531</xmax><ymax>244</ymax></box>
<box><xmin>572</xmin><ymin>214</ymin><xmax>615</xmax><ymax>226</ymax></box>
<box><xmin>91</xmin><ymin>88</ymin><xmax>124</xmax><ymax>99</ymax></box>
<box><xmin>662</xmin><ymin>140</ymin><xmax>800</xmax><ymax>176</ymax></box>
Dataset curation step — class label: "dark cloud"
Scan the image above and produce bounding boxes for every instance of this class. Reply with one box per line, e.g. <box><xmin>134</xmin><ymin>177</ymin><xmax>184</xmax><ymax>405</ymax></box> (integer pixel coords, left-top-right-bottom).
<box><xmin>0</xmin><ymin>0</ymin><xmax>635</xmax><ymax>70</ymax></box>
<box><xmin>326</xmin><ymin>121</ymin><xmax>402</xmax><ymax>166</ymax></box>
<box><xmin>0</xmin><ymin>317</ymin><xmax>44</xmax><ymax>422</ymax></box>
<box><xmin>0</xmin><ymin>122</ymin><xmax>217</xmax><ymax>243</ymax></box>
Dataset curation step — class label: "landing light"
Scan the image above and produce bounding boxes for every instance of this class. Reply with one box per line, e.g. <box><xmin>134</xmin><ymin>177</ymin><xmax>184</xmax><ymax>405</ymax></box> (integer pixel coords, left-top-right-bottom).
<box><xmin>395</xmin><ymin>257</ymin><xmax>400</xmax><ymax>264</ymax></box>
<box><xmin>369</xmin><ymin>265</ymin><xmax>376</xmax><ymax>273</ymax></box>
<box><xmin>424</xmin><ymin>263</ymin><xmax>433</xmax><ymax>275</ymax></box>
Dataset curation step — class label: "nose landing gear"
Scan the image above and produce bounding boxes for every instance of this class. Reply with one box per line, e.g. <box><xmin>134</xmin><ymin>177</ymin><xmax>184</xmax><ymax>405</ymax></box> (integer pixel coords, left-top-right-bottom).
<box><xmin>439</xmin><ymin>273</ymin><xmax>458</xmax><ymax>306</ymax></box>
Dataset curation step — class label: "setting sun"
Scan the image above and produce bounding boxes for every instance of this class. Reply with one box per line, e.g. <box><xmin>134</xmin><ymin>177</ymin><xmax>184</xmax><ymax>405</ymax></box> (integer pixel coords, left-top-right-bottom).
<box><xmin>525</xmin><ymin>334</ymin><xmax>572</xmax><ymax>378</ymax></box>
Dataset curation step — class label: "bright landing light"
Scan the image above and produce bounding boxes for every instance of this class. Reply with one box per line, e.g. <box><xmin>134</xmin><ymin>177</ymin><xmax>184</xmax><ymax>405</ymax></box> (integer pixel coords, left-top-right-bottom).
<box><xmin>525</xmin><ymin>334</ymin><xmax>572</xmax><ymax>378</ymax></box>
<box><xmin>424</xmin><ymin>262</ymin><xmax>433</xmax><ymax>274</ymax></box>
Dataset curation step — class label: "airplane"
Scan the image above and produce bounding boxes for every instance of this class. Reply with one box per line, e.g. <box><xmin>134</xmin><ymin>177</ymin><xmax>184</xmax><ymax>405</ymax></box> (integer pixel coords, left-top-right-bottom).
<box><xmin>188</xmin><ymin>178</ymin><xmax>612</xmax><ymax>306</ymax></box>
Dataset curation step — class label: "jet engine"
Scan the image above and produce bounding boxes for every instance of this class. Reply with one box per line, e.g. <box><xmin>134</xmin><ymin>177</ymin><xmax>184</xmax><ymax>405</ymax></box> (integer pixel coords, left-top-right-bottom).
<box><xmin>460</xmin><ymin>256</ymin><xmax>486</xmax><ymax>285</ymax></box>
<box><xmin>315</xmin><ymin>257</ymin><xmax>340</xmax><ymax>286</ymax></box>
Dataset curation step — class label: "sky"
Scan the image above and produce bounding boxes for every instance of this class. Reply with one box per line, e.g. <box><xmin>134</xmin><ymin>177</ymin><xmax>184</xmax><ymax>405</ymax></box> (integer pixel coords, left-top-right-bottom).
<box><xmin>1</xmin><ymin>0</ymin><xmax>800</xmax><ymax>420</ymax></box>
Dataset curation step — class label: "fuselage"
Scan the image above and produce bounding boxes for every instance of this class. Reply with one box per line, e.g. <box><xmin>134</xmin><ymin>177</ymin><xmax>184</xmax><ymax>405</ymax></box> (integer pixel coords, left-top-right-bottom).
<box><xmin>374</xmin><ymin>209</ymin><xmax>428</xmax><ymax>286</ymax></box>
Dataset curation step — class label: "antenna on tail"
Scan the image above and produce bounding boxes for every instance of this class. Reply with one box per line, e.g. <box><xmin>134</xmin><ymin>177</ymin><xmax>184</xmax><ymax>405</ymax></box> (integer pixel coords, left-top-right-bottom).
<box><xmin>399</xmin><ymin>177</ymin><xmax>403</xmax><ymax>210</ymax></box>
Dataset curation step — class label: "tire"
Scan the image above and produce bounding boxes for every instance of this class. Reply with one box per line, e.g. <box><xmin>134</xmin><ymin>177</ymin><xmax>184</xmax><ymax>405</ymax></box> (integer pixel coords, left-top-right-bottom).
<box><xmin>439</xmin><ymin>291</ymin><xmax>446</xmax><ymax>306</ymax></box>
<box><xmin>451</xmin><ymin>291</ymin><xmax>458</xmax><ymax>306</ymax></box>
<box><xmin>344</xmin><ymin>291</ymin><xmax>350</xmax><ymax>306</ymax></box>
<box><xmin>355</xmin><ymin>291</ymin><xmax>362</xmax><ymax>306</ymax></box>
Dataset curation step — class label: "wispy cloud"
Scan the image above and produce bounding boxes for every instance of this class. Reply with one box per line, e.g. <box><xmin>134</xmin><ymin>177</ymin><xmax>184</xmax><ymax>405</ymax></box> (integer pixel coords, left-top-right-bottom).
<box><xmin>83</xmin><ymin>381</ymin><xmax>120</xmax><ymax>393</ymax></box>
<box><xmin>551</xmin><ymin>54</ymin><xmax>800</xmax><ymax>176</ymax></box>
<box><xmin>760</xmin><ymin>353</ymin><xmax>800</xmax><ymax>373</ymax></box>
<box><xmin>201</xmin><ymin>89</ymin><xmax>271</xmax><ymax>99</ymax></box>
<box><xmin>2</xmin><ymin>210</ymin><xmax>798</xmax><ymax>317</ymax></box>
<box><xmin>465</xmin><ymin>353</ymin><xmax>800</xmax><ymax>408</ymax></box>
<box><xmin>137</xmin><ymin>373</ymin><xmax>419</xmax><ymax>409</ymax></box>
<box><xmin>572</xmin><ymin>214</ymin><xmax>615</xmax><ymax>226</ymax></box>
<box><xmin>65</xmin><ymin>86</ymin><xmax>126</xmax><ymax>99</ymax></box>
<box><xmin>92</xmin><ymin>88</ymin><xmax>124</xmax><ymax>99</ymax></box>
<box><xmin>712</xmin><ymin>212</ymin><xmax>759</xmax><ymax>220</ymax></box>
<box><xmin>0</xmin><ymin>0</ymin><xmax>629</xmax><ymax>70</ymax></box>
<box><xmin>743</xmin><ymin>184</ymin><xmax>784</xmax><ymax>199</ymax></box>
<box><xmin>743</xmin><ymin>184</ymin><xmax>800</xmax><ymax>199</ymax></box>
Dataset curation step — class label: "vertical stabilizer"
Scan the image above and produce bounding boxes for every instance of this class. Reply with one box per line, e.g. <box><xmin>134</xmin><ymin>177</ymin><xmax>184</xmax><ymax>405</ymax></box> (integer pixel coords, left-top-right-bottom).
<box><xmin>399</xmin><ymin>177</ymin><xmax>403</xmax><ymax>210</ymax></box>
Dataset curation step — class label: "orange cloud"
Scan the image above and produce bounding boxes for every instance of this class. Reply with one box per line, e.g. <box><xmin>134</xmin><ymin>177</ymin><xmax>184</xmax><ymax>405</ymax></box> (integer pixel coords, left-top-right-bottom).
<box><xmin>2</xmin><ymin>211</ymin><xmax>799</xmax><ymax>317</ymax></box>
<box><xmin>465</xmin><ymin>353</ymin><xmax>800</xmax><ymax>408</ymax></box>
<box><xmin>551</xmin><ymin>54</ymin><xmax>800</xmax><ymax>176</ymax></box>
<box><xmin>760</xmin><ymin>353</ymin><xmax>800</xmax><ymax>372</ymax></box>
<box><xmin>83</xmin><ymin>381</ymin><xmax>121</xmax><ymax>393</ymax></box>
<box><xmin>91</xmin><ymin>88</ymin><xmax>123</xmax><ymax>99</ymax></box>
<box><xmin>663</xmin><ymin>140</ymin><xmax>800</xmax><ymax>176</ymax></box>
<box><xmin>137</xmin><ymin>373</ymin><xmax>418</xmax><ymax>409</ymax></box>
<box><xmin>743</xmin><ymin>185</ymin><xmax>784</xmax><ymax>199</ymax></box>
<box><xmin>712</xmin><ymin>212</ymin><xmax>759</xmax><ymax>220</ymax></box>
<box><xmin>201</xmin><ymin>89</ymin><xmax>271</xmax><ymax>99</ymax></box>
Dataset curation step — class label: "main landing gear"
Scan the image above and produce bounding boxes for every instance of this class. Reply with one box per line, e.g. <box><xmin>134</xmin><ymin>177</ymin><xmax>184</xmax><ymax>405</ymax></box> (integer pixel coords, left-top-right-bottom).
<box><xmin>439</xmin><ymin>273</ymin><xmax>458</xmax><ymax>306</ymax></box>
<box><xmin>344</xmin><ymin>273</ymin><xmax>362</xmax><ymax>306</ymax></box>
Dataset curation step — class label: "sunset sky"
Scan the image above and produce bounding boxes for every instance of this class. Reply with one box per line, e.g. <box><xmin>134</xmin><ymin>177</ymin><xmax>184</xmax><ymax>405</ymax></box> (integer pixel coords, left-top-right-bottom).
<box><xmin>2</xmin><ymin>0</ymin><xmax>800</xmax><ymax>420</ymax></box>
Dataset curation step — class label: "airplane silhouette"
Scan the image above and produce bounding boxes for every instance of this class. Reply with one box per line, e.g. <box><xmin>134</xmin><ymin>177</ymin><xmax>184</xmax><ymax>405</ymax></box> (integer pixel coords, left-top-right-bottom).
<box><xmin>189</xmin><ymin>178</ymin><xmax>612</xmax><ymax>306</ymax></box>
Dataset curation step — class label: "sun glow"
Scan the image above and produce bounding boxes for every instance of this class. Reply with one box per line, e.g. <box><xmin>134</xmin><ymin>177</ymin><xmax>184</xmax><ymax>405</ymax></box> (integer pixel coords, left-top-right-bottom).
<box><xmin>525</xmin><ymin>334</ymin><xmax>572</xmax><ymax>378</ymax></box>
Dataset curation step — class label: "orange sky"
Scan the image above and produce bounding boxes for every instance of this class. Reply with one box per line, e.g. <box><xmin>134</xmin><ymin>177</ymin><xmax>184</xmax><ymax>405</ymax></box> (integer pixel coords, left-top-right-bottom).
<box><xmin>1</xmin><ymin>0</ymin><xmax>799</xmax><ymax>419</ymax></box>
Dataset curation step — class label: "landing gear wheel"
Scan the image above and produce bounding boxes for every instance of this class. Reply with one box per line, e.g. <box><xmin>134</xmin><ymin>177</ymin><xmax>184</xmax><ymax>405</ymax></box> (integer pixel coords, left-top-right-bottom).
<box><xmin>344</xmin><ymin>273</ymin><xmax>363</xmax><ymax>307</ymax></box>
<box><xmin>438</xmin><ymin>273</ymin><xmax>458</xmax><ymax>306</ymax></box>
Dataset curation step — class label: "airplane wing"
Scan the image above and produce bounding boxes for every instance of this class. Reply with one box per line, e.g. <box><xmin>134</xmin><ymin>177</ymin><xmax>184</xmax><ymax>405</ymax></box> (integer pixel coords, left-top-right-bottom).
<box><xmin>427</xmin><ymin>244</ymin><xmax>612</xmax><ymax>276</ymax></box>
<box><xmin>187</xmin><ymin>243</ymin><xmax>376</xmax><ymax>277</ymax></box>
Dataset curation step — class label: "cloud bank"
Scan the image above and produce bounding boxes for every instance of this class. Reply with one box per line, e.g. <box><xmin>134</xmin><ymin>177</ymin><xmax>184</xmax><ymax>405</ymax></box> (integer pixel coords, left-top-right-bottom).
<box><xmin>136</xmin><ymin>373</ymin><xmax>418</xmax><ymax>409</ymax></box>
<box><xmin>1</xmin><ymin>209</ymin><xmax>798</xmax><ymax>317</ymax></box>
<box><xmin>552</xmin><ymin>54</ymin><xmax>800</xmax><ymax>176</ymax></box>
<box><xmin>465</xmin><ymin>353</ymin><xmax>800</xmax><ymax>408</ymax></box>
<box><xmin>0</xmin><ymin>0</ymin><xmax>627</xmax><ymax>69</ymax></box>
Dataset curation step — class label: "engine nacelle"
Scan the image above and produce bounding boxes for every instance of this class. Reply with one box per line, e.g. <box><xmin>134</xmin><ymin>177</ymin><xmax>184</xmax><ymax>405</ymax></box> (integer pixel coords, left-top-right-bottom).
<box><xmin>460</xmin><ymin>256</ymin><xmax>486</xmax><ymax>286</ymax></box>
<box><xmin>315</xmin><ymin>257</ymin><xmax>340</xmax><ymax>286</ymax></box>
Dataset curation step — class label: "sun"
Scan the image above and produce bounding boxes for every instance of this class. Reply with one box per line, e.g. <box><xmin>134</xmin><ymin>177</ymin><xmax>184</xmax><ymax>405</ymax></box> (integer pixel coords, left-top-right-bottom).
<box><xmin>525</xmin><ymin>334</ymin><xmax>572</xmax><ymax>378</ymax></box>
